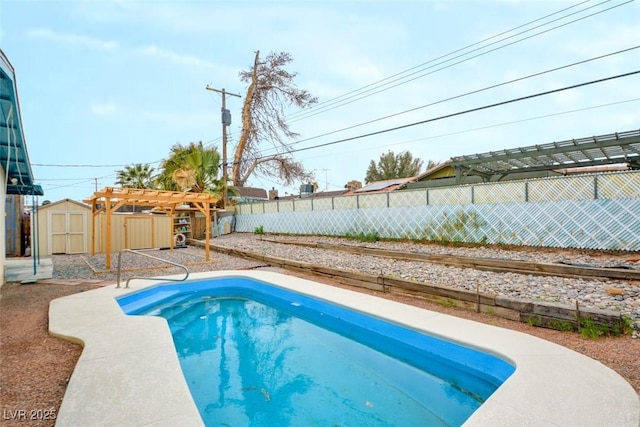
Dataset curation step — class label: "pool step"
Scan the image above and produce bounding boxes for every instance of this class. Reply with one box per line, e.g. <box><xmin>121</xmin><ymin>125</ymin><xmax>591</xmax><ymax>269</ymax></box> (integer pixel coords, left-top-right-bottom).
<box><xmin>133</xmin><ymin>293</ymin><xmax>195</xmax><ymax>317</ymax></box>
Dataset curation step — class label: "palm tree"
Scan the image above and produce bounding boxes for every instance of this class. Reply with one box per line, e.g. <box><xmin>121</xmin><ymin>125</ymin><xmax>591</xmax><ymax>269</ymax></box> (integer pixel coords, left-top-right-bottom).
<box><xmin>157</xmin><ymin>142</ymin><xmax>222</xmax><ymax>195</ymax></box>
<box><xmin>115</xmin><ymin>163</ymin><xmax>155</xmax><ymax>189</ymax></box>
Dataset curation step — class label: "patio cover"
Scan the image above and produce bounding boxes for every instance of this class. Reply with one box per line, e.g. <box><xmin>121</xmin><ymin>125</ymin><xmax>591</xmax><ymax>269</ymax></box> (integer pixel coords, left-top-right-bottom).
<box><xmin>448</xmin><ymin>129</ymin><xmax>640</xmax><ymax>181</ymax></box>
<box><xmin>84</xmin><ymin>187</ymin><xmax>219</xmax><ymax>269</ymax></box>
<box><xmin>0</xmin><ymin>49</ymin><xmax>43</xmax><ymax>196</ymax></box>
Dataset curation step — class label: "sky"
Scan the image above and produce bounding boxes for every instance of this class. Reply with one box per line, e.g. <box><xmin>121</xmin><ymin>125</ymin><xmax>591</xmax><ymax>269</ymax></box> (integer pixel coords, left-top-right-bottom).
<box><xmin>1</xmin><ymin>0</ymin><xmax>639</xmax><ymax>202</ymax></box>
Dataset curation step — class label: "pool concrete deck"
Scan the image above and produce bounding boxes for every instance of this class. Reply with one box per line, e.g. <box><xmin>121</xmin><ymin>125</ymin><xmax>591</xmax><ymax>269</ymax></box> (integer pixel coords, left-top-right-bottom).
<box><xmin>49</xmin><ymin>271</ymin><xmax>640</xmax><ymax>426</ymax></box>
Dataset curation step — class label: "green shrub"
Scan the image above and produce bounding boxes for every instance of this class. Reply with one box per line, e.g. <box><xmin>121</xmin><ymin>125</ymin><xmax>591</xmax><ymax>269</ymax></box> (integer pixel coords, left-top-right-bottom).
<box><xmin>254</xmin><ymin>225</ymin><xmax>265</xmax><ymax>235</ymax></box>
<box><xmin>526</xmin><ymin>316</ymin><xmax>541</xmax><ymax>327</ymax></box>
<box><xmin>578</xmin><ymin>316</ymin><xmax>631</xmax><ymax>339</ymax></box>
<box><xmin>548</xmin><ymin>320</ymin><xmax>574</xmax><ymax>332</ymax></box>
<box><xmin>579</xmin><ymin>318</ymin><xmax>606</xmax><ymax>339</ymax></box>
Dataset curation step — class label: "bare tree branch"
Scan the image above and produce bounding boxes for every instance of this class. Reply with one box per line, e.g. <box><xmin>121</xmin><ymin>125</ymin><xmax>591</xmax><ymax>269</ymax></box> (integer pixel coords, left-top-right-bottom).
<box><xmin>232</xmin><ymin>50</ymin><xmax>317</xmax><ymax>187</ymax></box>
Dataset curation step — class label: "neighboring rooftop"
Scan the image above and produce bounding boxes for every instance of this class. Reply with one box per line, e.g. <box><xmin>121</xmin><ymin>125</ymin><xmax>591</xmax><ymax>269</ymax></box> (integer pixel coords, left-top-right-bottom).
<box><xmin>351</xmin><ymin>177</ymin><xmax>415</xmax><ymax>194</ymax></box>
<box><xmin>230</xmin><ymin>186</ymin><xmax>268</xmax><ymax>202</ymax></box>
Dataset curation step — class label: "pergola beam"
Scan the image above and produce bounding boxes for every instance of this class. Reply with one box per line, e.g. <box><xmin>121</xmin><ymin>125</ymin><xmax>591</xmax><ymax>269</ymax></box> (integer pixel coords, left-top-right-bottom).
<box><xmin>84</xmin><ymin>187</ymin><xmax>219</xmax><ymax>270</ymax></box>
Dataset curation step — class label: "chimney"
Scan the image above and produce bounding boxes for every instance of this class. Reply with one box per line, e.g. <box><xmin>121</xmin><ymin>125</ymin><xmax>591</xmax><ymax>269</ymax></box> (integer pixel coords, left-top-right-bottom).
<box><xmin>268</xmin><ymin>187</ymin><xmax>279</xmax><ymax>200</ymax></box>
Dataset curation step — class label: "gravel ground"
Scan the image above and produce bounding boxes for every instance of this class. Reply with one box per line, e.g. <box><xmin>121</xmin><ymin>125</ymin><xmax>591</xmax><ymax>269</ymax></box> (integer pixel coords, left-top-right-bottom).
<box><xmin>1</xmin><ymin>232</ymin><xmax>639</xmax><ymax>427</ymax></box>
<box><xmin>211</xmin><ymin>233</ymin><xmax>640</xmax><ymax>320</ymax></box>
<box><xmin>50</xmin><ymin>234</ymin><xmax>640</xmax><ymax>320</ymax></box>
<box><xmin>53</xmin><ymin>245</ymin><xmax>269</xmax><ymax>283</ymax></box>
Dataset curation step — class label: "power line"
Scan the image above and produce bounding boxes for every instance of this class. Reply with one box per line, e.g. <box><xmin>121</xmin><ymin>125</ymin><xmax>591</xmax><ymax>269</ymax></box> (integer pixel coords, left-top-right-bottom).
<box><xmin>286</xmin><ymin>0</ymin><xmax>594</xmax><ymax>119</ymax></box>
<box><xmin>31</xmin><ymin>137</ymin><xmax>224</xmax><ymax>169</ymax></box>
<box><xmin>291</xmin><ymin>0</ymin><xmax>590</xmax><ymax>116</ymax></box>
<box><xmin>288</xmin><ymin>0</ymin><xmax>631</xmax><ymax>122</ymax></box>
<box><xmin>32</xmin><ymin>163</ymin><xmax>126</xmax><ymax>167</ymax></box>
<box><xmin>258</xmin><ymin>70</ymin><xmax>639</xmax><ymax>159</ymax></box>
<box><xmin>260</xmin><ymin>46</ymin><xmax>639</xmax><ymax>156</ymax></box>
<box><xmin>41</xmin><ymin>173</ymin><xmax>115</xmax><ymax>191</ymax></box>
<box><xmin>295</xmin><ymin>98</ymin><xmax>640</xmax><ymax>163</ymax></box>
<box><xmin>37</xmin><ymin>177</ymin><xmax>101</xmax><ymax>181</ymax></box>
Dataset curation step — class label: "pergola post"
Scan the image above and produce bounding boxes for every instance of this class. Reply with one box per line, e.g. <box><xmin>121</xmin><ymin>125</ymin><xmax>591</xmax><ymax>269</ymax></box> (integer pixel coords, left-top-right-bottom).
<box><xmin>90</xmin><ymin>200</ymin><xmax>96</xmax><ymax>256</ymax></box>
<box><xmin>204</xmin><ymin>202</ymin><xmax>211</xmax><ymax>261</ymax></box>
<box><xmin>84</xmin><ymin>187</ymin><xmax>218</xmax><ymax>270</ymax></box>
<box><xmin>169</xmin><ymin>205</ymin><xmax>176</xmax><ymax>251</ymax></box>
<box><xmin>105</xmin><ymin>199</ymin><xmax>112</xmax><ymax>269</ymax></box>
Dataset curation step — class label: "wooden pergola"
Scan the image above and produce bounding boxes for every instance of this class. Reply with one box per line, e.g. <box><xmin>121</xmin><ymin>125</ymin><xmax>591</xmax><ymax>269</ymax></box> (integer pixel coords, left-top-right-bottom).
<box><xmin>84</xmin><ymin>187</ymin><xmax>219</xmax><ymax>269</ymax></box>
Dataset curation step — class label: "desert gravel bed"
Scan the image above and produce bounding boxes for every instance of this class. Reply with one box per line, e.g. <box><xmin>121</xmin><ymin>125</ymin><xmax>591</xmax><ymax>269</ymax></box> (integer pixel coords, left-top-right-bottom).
<box><xmin>52</xmin><ymin>246</ymin><xmax>275</xmax><ymax>283</ymax></box>
<box><xmin>208</xmin><ymin>233</ymin><xmax>640</xmax><ymax>320</ymax></box>
<box><xmin>48</xmin><ymin>233</ymin><xmax>640</xmax><ymax>319</ymax></box>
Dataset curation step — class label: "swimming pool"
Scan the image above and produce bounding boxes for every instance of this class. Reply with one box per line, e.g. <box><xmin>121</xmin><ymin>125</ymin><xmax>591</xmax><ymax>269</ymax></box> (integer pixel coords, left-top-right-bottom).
<box><xmin>49</xmin><ymin>270</ymin><xmax>640</xmax><ymax>426</ymax></box>
<box><xmin>117</xmin><ymin>277</ymin><xmax>515</xmax><ymax>426</ymax></box>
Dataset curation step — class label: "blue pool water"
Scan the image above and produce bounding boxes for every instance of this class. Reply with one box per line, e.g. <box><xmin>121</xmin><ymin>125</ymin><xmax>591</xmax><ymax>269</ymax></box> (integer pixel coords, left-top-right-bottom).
<box><xmin>118</xmin><ymin>277</ymin><xmax>514</xmax><ymax>426</ymax></box>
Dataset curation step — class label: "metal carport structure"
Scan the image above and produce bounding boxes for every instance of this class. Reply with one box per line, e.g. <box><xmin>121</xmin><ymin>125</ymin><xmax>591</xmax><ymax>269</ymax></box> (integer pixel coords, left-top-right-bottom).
<box><xmin>447</xmin><ymin>129</ymin><xmax>640</xmax><ymax>183</ymax></box>
<box><xmin>407</xmin><ymin>129</ymin><xmax>640</xmax><ymax>188</ymax></box>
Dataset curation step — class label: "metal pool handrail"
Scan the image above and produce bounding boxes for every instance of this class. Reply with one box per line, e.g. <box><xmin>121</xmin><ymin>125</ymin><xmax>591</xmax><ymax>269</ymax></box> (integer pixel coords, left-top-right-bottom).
<box><xmin>116</xmin><ymin>249</ymin><xmax>190</xmax><ymax>289</ymax></box>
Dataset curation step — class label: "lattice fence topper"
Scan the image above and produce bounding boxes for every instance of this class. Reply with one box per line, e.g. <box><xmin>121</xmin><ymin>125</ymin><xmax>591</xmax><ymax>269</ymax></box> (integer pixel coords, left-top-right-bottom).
<box><xmin>233</xmin><ymin>171</ymin><xmax>640</xmax><ymax>251</ymax></box>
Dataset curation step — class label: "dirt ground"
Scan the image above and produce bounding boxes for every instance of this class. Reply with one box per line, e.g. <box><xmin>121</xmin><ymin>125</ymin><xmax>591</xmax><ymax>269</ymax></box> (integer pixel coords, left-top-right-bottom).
<box><xmin>0</xmin><ymin>282</ymin><xmax>104</xmax><ymax>427</ymax></box>
<box><xmin>0</xmin><ymin>274</ymin><xmax>638</xmax><ymax>427</ymax></box>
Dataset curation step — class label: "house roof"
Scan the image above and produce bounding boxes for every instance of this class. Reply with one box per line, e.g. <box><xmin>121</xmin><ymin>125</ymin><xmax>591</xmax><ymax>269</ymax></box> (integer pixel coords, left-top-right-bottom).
<box><xmin>352</xmin><ymin>177</ymin><xmax>415</xmax><ymax>194</ymax></box>
<box><xmin>312</xmin><ymin>189</ymin><xmax>348</xmax><ymax>198</ymax></box>
<box><xmin>230</xmin><ymin>186</ymin><xmax>268</xmax><ymax>200</ymax></box>
<box><xmin>275</xmin><ymin>189</ymin><xmax>348</xmax><ymax>200</ymax></box>
<box><xmin>0</xmin><ymin>49</ymin><xmax>43</xmax><ymax>196</ymax></box>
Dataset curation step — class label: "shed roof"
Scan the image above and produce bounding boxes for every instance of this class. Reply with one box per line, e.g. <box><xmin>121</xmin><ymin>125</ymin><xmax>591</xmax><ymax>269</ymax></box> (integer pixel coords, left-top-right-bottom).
<box><xmin>38</xmin><ymin>198</ymin><xmax>90</xmax><ymax>210</ymax></box>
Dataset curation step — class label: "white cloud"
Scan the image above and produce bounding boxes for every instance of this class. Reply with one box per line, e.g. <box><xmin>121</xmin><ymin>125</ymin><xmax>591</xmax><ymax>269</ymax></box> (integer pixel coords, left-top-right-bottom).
<box><xmin>135</xmin><ymin>45</ymin><xmax>218</xmax><ymax>70</ymax></box>
<box><xmin>27</xmin><ymin>28</ymin><xmax>120</xmax><ymax>51</ymax></box>
<box><xmin>27</xmin><ymin>27</ymin><xmax>220</xmax><ymax>71</ymax></box>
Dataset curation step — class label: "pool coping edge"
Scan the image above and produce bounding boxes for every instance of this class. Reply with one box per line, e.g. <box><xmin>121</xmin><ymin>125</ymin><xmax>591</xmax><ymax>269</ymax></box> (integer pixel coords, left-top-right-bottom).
<box><xmin>49</xmin><ymin>270</ymin><xmax>640</xmax><ymax>426</ymax></box>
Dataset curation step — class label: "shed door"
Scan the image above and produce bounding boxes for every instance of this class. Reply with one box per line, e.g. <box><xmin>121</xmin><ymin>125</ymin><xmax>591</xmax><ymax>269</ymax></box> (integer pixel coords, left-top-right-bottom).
<box><xmin>50</xmin><ymin>211</ymin><xmax>87</xmax><ymax>254</ymax></box>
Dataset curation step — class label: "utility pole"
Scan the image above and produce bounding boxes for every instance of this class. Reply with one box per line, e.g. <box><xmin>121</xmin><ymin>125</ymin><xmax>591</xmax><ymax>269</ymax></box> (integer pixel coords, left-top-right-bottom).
<box><xmin>206</xmin><ymin>85</ymin><xmax>241</xmax><ymax>208</ymax></box>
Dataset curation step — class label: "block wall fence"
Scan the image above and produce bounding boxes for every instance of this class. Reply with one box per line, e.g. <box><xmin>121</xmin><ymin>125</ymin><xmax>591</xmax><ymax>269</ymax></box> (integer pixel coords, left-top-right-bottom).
<box><xmin>232</xmin><ymin>171</ymin><xmax>640</xmax><ymax>251</ymax></box>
